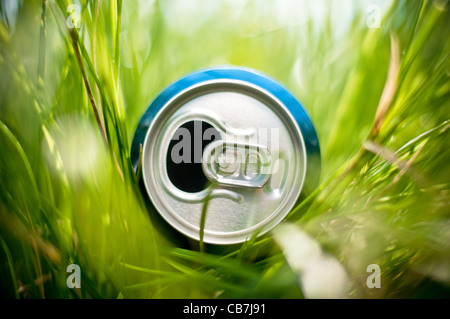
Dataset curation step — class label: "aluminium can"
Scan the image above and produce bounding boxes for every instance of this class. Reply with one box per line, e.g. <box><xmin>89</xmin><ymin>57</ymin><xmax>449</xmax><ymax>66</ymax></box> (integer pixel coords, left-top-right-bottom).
<box><xmin>131</xmin><ymin>67</ymin><xmax>320</xmax><ymax>245</ymax></box>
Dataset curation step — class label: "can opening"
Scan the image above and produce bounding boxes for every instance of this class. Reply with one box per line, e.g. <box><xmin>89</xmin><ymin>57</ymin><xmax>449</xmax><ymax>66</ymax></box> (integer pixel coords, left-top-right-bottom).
<box><xmin>166</xmin><ymin>120</ymin><xmax>221</xmax><ymax>193</ymax></box>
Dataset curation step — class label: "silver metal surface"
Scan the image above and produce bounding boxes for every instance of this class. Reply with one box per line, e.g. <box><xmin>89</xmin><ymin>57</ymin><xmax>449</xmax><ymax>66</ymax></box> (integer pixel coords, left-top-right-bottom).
<box><xmin>142</xmin><ymin>80</ymin><xmax>306</xmax><ymax>244</ymax></box>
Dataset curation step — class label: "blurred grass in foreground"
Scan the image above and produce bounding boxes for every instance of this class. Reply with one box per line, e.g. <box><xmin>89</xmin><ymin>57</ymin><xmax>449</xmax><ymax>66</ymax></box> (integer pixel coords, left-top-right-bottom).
<box><xmin>0</xmin><ymin>0</ymin><xmax>449</xmax><ymax>298</ymax></box>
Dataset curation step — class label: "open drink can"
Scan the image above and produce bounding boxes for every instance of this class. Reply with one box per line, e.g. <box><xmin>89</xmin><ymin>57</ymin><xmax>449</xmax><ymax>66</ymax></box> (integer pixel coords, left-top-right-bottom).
<box><xmin>131</xmin><ymin>67</ymin><xmax>320</xmax><ymax>245</ymax></box>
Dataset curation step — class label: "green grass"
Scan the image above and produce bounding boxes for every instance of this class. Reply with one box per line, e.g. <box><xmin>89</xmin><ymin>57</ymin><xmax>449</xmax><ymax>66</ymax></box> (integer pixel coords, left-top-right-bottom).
<box><xmin>0</xmin><ymin>0</ymin><xmax>449</xmax><ymax>299</ymax></box>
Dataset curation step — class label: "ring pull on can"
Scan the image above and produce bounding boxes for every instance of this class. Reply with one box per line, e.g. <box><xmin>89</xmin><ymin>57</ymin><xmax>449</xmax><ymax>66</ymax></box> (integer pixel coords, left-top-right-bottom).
<box><xmin>202</xmin><ymin>141</ymin><xmax>271</xmax><ymax>189</ymax></box>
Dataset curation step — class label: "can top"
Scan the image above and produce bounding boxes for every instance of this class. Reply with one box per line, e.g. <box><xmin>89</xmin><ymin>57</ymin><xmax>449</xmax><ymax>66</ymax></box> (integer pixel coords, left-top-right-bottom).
<box><xmin>131</xmin><ymin>67</ymin><xmax>320</xmax><ymax>245</ymax></box>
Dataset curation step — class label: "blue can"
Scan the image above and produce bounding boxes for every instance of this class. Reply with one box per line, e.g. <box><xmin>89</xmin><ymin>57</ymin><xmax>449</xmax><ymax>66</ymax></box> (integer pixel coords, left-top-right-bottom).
<box><xmin>131</xmin><ymin>67</ymin><xmax>320</xmax><ymax>244</ymax></box>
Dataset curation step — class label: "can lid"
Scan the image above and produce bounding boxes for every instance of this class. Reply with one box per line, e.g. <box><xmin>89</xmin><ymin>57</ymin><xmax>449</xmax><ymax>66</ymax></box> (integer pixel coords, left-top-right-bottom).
<box><xmin>131</xmin><ymin>67</ymin><xmax>320</xmax><ymax>245</ymax></box>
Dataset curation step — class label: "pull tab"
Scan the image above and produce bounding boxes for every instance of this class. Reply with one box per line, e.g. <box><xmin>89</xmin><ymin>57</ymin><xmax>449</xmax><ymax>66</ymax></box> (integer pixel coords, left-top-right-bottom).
<box><xmin>202</xmin><ymin>140</ymin><xmax>271</xmax><ymax>188</ymax></box>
